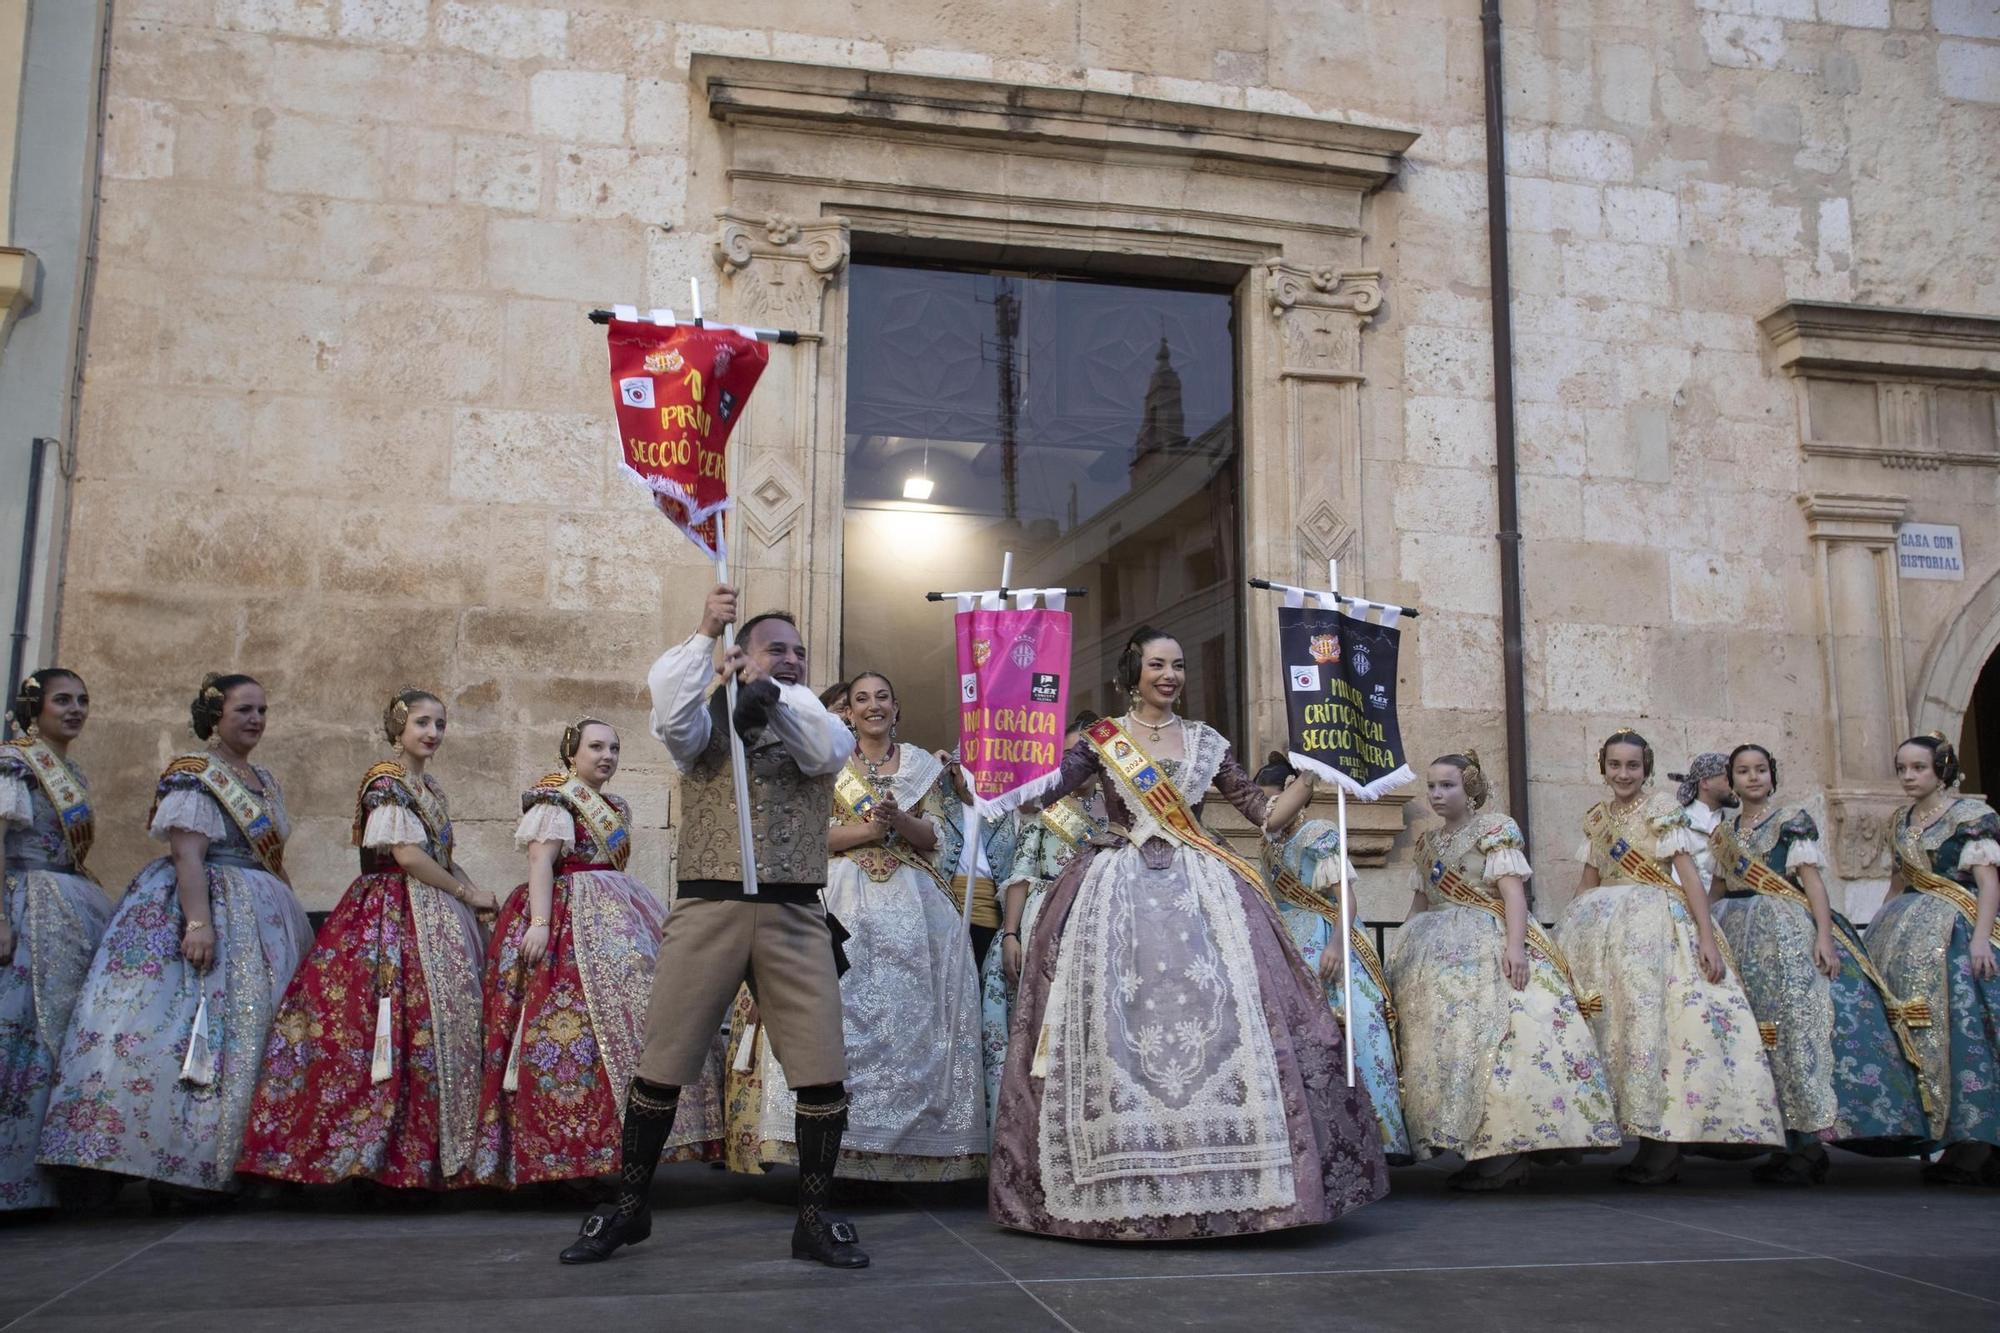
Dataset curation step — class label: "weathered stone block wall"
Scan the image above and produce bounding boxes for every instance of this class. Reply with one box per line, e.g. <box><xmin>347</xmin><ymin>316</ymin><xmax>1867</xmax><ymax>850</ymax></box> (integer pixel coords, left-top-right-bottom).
<box><xmin>59</xmin><ymin>0</ymin><xmax>2000</xmax><ymax>914</ymax></box>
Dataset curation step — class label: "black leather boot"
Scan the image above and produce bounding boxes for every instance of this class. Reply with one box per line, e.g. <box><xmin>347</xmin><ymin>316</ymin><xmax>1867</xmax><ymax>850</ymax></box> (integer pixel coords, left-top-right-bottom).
<box><xmin>559</xmin><ymin>1080</ymin><xmax>677</xmax><ymax>1264</ymax></box>
<box><xmin>791</xmin><ymin>1092</ymin><xmax>869</xmax><ymax>1269</ymax></box>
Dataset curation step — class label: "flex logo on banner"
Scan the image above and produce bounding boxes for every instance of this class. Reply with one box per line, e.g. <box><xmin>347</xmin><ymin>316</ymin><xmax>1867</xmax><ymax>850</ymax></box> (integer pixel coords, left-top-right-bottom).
<box><xmin>955</xmin><ymin>604</ymin><xmax>1071</xmax><ymax>815</ymax></box>
<box><xmin>605</xmin><ymin>319</ymin><xmax>769</xmax><ymax>559</ymax></box>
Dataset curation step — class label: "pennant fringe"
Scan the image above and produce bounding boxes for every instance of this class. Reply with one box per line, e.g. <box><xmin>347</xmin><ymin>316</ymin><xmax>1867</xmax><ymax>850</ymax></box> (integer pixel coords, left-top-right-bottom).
<box><xmin>1289</xmin><ymin>751</ymin><xmax>1414</xmax><ymax>803</ymax></box>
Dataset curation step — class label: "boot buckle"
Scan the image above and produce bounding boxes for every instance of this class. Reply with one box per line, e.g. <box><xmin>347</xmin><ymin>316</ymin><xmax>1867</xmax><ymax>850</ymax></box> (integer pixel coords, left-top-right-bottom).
<box><xmin>581</xmin><ymin>1214</ymin><xmax>606</xmax><ymax>1239</ymax></box>
<box><xmin>828</xmin><ymin>1220</ymin><xmax>858</xmax><ymax>1244</ymax></box>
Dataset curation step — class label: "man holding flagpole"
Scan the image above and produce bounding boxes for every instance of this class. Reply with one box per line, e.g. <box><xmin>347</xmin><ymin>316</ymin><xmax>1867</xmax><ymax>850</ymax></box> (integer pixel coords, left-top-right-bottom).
<box><xmin>559</xmin><ymin>583</ymin><xmax>868</xmax><ymax>1270</ymax></box>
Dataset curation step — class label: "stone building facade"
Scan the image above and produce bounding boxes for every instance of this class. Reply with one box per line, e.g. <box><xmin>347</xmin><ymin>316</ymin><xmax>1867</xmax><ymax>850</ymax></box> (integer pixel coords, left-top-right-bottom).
<box><xmin>3</xmin><ymin>0</ymin><xmax>1996</xmax><ymax>918</ymax></box>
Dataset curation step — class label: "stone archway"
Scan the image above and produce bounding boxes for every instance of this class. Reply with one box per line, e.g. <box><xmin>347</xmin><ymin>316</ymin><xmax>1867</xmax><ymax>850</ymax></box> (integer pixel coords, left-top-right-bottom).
<box><xmin>1911</xmin><ymin>564</ymin><xmax>2000</xmax><ymax>750</ymax></box>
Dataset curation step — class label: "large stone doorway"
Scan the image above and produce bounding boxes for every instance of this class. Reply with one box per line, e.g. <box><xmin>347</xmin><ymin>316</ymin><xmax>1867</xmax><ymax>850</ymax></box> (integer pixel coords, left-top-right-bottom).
<box><xmin>1961</xmin><ymin>649</ymin><xmax>2000</xmax><ymax>799</ymax></box>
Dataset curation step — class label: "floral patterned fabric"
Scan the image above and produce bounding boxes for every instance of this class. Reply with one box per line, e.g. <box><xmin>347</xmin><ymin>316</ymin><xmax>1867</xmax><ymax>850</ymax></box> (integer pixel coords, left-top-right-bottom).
<box><xmin>752</xmin><ymin>746</ymin><xmax>987</xmax><ymax>1180</ymax></box>
<box><xmin>1277</xmin><ymin>902</ymin><xmax>1411</xmax><ymax>1161</ymax></box>
<box><xmin>39</xmin><ymin>760</ymin><xmax>311</xmax><ymax>1191</ymax></box>
<box><xmin>1865</xmin><ymin>798</ymin><xmax>2000</xmax><ymax>1146</ymax></box>
<box><xmin>1712</xmin><ymin>805</ymin><xmax>1927</xmax><ymax>1150</ymax></box>
<box><xmin>1</xmin><ymin>757</ymin><xmax>110</xmax><ymax>1209</ymax></box>
<box><xmin>1264</xmin><ymin>816</ymin><xmax>1408</xmax><ymax>1161</ymax></box>
<box><xmin>979</xmin><ymin>800</ymin><xmax>1108</xmax><ymax>1140</ymax></box>
<box><xmin>238</xmin><ymin>771</ymin><xmax>485</xmax><ymax>1188</ymax></box>
<box><xmin>1389</xmin><ymin>815</ymin><xmax>1621</xmax><ymax>1161</ymax></box>
<box><xmin>988</xmin><ymin>729</ymin><xmax>1386</xmax><ymax>1240</ymax></box>
<box><xmin>472</xmin><ymin>791</ymin><xmax>721</xmax><ymax>1186</ymax></box>
<box><xmin>1557</xmin><ymin>793</ymin><xmax>1784</xmax><ymax>1146</ymax></box>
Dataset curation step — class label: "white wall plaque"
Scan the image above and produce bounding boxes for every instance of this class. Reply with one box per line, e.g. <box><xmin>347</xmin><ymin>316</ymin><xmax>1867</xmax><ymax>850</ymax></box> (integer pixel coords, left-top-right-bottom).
<box><xmin>1897</xmin><ymin>522</ymin><xmax>1965</xmax><ymax>581</ymax></box>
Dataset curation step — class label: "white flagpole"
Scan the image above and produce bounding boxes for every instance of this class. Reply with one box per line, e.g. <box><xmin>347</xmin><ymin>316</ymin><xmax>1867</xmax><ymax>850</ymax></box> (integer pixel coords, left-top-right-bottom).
<box><xmin>694</xmin><ymin>275</ymin><xmax>760</xmax><ymax>897</ymax></box>
<box><xmin>1330</xmin><ymin>557</ymin><xmax>1354</xmax><ymax>1090</ymax></box>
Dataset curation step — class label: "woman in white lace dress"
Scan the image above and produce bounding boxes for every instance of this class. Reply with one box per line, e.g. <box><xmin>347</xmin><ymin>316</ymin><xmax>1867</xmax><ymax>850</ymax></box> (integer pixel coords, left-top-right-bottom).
<box><xmin>747</xmin><ymin>671</ymin><xmax>987</xmax><ymax>1179</ymax></box>
<box><xmin>989</xmin><ymin>627</ymin><xmax>1387</xmax><ymax>1240</ymax></box>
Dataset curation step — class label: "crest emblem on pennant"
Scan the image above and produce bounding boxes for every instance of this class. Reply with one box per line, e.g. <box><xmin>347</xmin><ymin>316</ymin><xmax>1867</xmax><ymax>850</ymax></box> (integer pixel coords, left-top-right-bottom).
<box><xmin>972</xmin><ymin>639</ymin><xmax>992</xmax><ymax>667</ymax></box>
<box><xmin>1308</xmin><ymin>633</ymin><xmax>1340</xmax><ymax>665</ymax></box>
<box><xmin>644</xmin><ymin>349</ymin><xmax>682</xmax><ymax>374</ymax></box>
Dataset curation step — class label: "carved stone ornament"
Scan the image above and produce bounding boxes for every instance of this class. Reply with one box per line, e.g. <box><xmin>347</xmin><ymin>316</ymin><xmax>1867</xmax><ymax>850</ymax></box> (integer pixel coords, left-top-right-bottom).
<box><xmin>1828</xmin><ymin>788</ymin><xmax>1900</xmax><ymax>880</ymax></box>
<box><xmin>713</xmin><ymin>211</ymin><xmax>850</xmax><ymax>332</ymax></box>
<box><xmin>1297</xmin><ymin>495</ymin><xmax>1358</xmax><ymax>566</ymax></box>
<box><xmin>714</xmin><ymin>211</ymin><xmax>849</xmax><ymax>278</ymax></box>
<box><xmin>1265</xmin><ymin>261</ymin><xmax>1385</xmax><ymax>319</ymax></box>
<box><xmin>738</xmin><ymin>452</ymin><xmax>806</xmax><ymax>547</ymax></box>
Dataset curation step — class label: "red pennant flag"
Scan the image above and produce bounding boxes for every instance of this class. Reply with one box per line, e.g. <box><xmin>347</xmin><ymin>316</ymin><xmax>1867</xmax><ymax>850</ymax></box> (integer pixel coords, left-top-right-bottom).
<box><xmin>606</xmin><ymin>319</ymin><xmax>769</xmax><ymax>559</ymax></box>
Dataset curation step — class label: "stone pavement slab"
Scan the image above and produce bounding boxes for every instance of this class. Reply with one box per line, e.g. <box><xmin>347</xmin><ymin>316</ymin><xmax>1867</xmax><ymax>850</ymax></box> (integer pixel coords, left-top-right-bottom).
<box><xmin>1</xmin><ymin>1152</ymin><xmax>1993</xmax><ymax>1332</ymax></box>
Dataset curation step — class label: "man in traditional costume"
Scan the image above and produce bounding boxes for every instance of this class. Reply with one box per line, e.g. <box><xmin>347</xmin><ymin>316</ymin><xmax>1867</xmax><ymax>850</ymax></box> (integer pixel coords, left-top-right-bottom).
<box><xmin>561</xmin><ymin>585</ymin><xmax>866</xmax><ymax>1268</ymax></box>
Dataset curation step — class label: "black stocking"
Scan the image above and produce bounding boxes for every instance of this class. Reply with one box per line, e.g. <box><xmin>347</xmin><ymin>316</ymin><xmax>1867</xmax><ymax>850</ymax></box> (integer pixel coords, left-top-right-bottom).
<box><xmin>612</xmin><ymin>1078</ymin><xmax>680</xmax><ymax>1221</ymax></box>
<box><xmin>793</xmin><ymin>1082</ymin><xmax>849</xmax><ymax>1230</ymax></box>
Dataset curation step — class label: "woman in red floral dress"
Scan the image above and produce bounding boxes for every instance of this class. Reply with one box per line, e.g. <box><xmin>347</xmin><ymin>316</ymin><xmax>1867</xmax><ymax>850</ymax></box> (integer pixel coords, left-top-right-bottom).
<box><xmin>238</xmin><ymin>690</ymin><xmax>497</xmax><ymax>1192</ymax></box>
<box><xmin>472</xmin><ymin>719</ymin><xmax>721</xmax><ymax>1189</ymax></box>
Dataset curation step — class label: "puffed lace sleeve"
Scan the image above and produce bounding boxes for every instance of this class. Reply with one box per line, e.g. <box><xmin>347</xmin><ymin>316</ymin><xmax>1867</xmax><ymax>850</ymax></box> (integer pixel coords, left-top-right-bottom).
<box><xmin>0</xmin><ymin>753</ymin><xmax>31</xmax><ymax>828</ymax></box>
<box><xmin>514</xmin><ymin>800</ymin><xmax>577</xmax><ymax>852</ymax></box>
<box><xmin>362</xmin><ymin>804</ymin><xmax>428</xmax><ymax>850</ymax></box>
<box><xmin>1648</xmin><ymin>798</ymin><xmax>1706</xmax><ymax>859</ymax></box>
<box><xmin>1957</xmin><ymin>804</ymin><xmax>2000</xmax><ymax>871</ymax></box>
<box><xmin>149</xmin><ymin>767</ymin><xmax>230</xmax><ymax>842</ymax></box>
<box><xmin>1476</xmin><ymin>816</ymin><xmax>1533</xmax><ymax>883</ymax></box>
<box><xmin>1780</xmin><ymin>809</ymin><xmax>1826</xmax><ymax>871</ymax></box>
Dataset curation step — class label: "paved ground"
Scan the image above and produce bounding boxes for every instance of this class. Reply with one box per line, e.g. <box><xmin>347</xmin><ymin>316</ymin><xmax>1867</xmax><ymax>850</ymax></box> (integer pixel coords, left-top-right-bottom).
<box><xmin>2</xmin><ymin>1150</ymin><xmax>1996</xmax><ymax>1332</ymax></box>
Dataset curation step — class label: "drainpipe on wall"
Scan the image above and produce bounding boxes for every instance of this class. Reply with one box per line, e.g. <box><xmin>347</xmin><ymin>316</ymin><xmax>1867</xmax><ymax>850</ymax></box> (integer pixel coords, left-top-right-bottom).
<box><xmin>1480</xmin><ymin>0</ymin><xmax>1533</xmax><ymax>852</ymax></box>
<box><xmin>6</xmin><ymin>436</ymin><xmax>48</xmax><ymax>708</ymax></box>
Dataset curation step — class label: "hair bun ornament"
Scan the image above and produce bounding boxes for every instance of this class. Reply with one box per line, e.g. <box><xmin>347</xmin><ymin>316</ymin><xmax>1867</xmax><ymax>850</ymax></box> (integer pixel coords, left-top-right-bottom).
<box><xmin>1927</xmin><ymin>729</ymin><xmax>1951</xmax><ymax>743</ymax></box>
<box><xmin>200</xmin><ymin>674</ymin><xmax>224</xmax><ymax>703</ymax></box>
<box><xmin>1463</xmin><ymin>747</ymin><xmax>1482</xmax><ymax>771</ymax></box>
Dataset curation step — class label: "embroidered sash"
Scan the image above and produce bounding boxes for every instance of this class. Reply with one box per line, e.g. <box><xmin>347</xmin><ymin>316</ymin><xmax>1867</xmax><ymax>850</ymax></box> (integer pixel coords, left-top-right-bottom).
<box><xmin>529</xmin><ymin>770</ymin><xmax>631</xmax><ymax>872</ymax></box>
<box><xmin>1270</xmin><ymin>863</ymin><xmax>1398</xmax><ymax>1030</ymax></box>
<box><xmin>832</xmin><ymin>762</ymin><xmax>950</xmax><ymax>892</ymax></box>
<box><xmin>1711</xmin><ymin>820</ymin><xmax>1933</xmax><ymax>1099</ymax></box>
<box><xmin>352</xmin><ymin>760</ymin><xmax>453</xmax><ymax>864</ymax></box>
<box><xmin>1583</xmin><ymin>801</ymin><xmax>1736</xmax><ymax>975</ymax></box>
<box><xmin>1582</xmin><ymin>804</ymin><xmax>1684</xmax><ymax>894</ymax></box>
<box><xmin>1036</xmin><ymin>796</ymin><xmax>1100</xmax><ymax>857</ymax></box>
<box><xmin>7</xmin><ymin>735</ymin><xmax>93</xmax><ymax>869</ymax></box>
<box><xmin>1895</xmin><ymin>844</ymin><xmax>2000</xmax><ymax>949</ymax></box>
<box><xmin>1428</xmin><ymin>860</ymin><xmax>1603</xmax><ymax>1017</ymax></box>
<box><xmin>158</xmin><ymin>754</ymin><xmax>286</xmax><ymax>880</ymax></box>
<box><xmin>1082</xmin><ymin>717</ymin><xmax>1272</xmax><ymax>902</ymax></box>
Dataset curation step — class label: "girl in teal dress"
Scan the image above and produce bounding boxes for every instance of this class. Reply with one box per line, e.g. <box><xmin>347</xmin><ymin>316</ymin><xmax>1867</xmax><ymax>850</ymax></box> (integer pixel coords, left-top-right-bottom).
<box><xmin>1864</xmin><ymin>733</ymin><xmax>2000</xmax><ymax>1185</ymax></box>
<box><xmin>1255</xmin><ymin>757</ymin><xmax>1410</xmax><ymax>1164</ymax></box>
<box><xmin>1709</xmin><ymin>744</ymin><xmax>1929</xmax><ymax>1184</ymax></box>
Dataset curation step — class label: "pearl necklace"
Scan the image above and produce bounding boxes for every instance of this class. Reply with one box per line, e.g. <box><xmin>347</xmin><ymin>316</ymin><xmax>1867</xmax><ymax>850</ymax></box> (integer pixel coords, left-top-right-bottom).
<box><xmin>1124</xmin><ymin>709</ymin><xmax>1178</xmax><ymax>743</ymax></box>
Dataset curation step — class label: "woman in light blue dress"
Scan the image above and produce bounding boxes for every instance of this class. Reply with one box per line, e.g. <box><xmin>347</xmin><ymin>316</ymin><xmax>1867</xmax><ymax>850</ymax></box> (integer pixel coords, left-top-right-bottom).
<box><xmin>1</xmin><ymin>670</ymin><xmax>112</xmax><ymax>1211</ymax></box>
<box><xmin>38</xmin><ymin>674</ymin><xmax>313</xmax><ymax>1206</ymax></box>
<box><xmin>978</xmin><ymin>714</ymin><xmax>1108</xmax><ymax>1137</ymax></box>
<box><xmin>1255</xmin><ymin>756</ymin><xmax>1410</xmax><ymax>1164</ymax></box>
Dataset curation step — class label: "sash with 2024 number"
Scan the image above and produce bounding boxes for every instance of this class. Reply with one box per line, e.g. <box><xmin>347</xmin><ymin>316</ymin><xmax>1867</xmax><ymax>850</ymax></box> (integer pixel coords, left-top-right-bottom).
<box><xmin>832</xmin><ymin>762</ymin><xmax>951</xmax><ymax>894</ymax></box>
<box><xmin>1082</xmin><ymin>717</ymin><xmax>1273</xmax><ymax>902</ymax></box>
